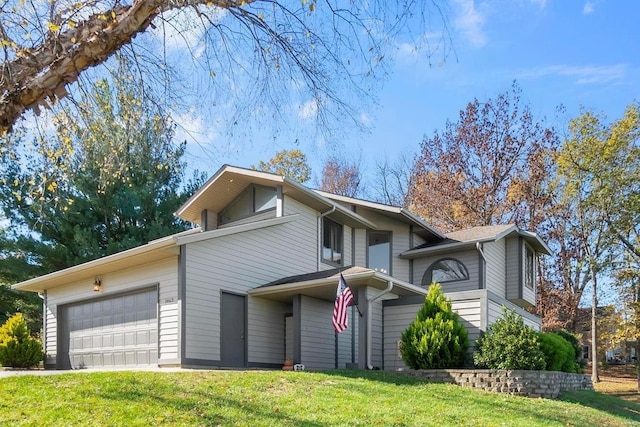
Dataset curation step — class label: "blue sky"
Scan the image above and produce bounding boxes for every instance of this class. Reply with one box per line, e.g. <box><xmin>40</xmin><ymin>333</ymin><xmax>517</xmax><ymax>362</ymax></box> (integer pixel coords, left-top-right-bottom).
<box><xmin>171</xmin><ymin>0</ymin><xmax>640</xmax><ymax>191</ymax></box>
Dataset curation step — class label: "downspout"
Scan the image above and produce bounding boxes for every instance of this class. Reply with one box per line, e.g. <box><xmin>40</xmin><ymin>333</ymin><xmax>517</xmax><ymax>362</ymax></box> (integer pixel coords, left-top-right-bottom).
<box><xmin>367</xmin><ymin>280</ymin><xmax>394</xmax><ymax>370</ymax></box>
<box><xmin>476</xmin><ymin>242</ymin><xmax>487</xmax><ymax>262</ymax></box>
<box><xmin>317</xmin><ymin>206</ymin><xmax>336</xmax><ymax>270</ymax></box>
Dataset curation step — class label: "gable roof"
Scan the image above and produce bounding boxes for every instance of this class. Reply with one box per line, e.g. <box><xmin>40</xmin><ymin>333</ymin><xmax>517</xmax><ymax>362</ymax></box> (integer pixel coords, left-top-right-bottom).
<box><xmin>175</xmin><ymin>165</ymin><xmax>376</xmax><ymax>229</ymax></box>
<box><xmin>400</xmin><ymin>224</ymin><xmax>551</xmax><ymax>259</ymax></box>
<box><xmin>313</xmin><ymin>191</ymin><xmax>445</xmax><ymax>241</ymax></box>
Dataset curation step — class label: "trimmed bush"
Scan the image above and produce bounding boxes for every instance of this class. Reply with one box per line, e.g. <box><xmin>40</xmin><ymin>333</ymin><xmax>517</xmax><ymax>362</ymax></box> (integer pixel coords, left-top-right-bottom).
<box><xmin>0</xmin><ymin>313</ymin><xmax>43</xmax><ymax>368</ymax></box>
<box><xmin>553</xmin><ymin>329</ymin><xmax>585</xmax><ymax>373</ymax></box>
<box><xmin>538</xmin><ymin>332</ymin><xmax>576</xmax><ymax>372</ymax></box>
<box><xmin>400</xmin><ymin>283</ymin><xmax>469</xmax><ymax>369</ymax></box>
<box><xmin>473</xmin><ymin>306</ymin><xmax>545</xmax><ymax>370</ymax></box>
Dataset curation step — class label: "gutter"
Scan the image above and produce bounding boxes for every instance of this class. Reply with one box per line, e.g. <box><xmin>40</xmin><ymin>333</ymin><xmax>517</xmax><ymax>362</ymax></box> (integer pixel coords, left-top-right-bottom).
<box><xmin>367</xmin><ymin>280</ymin><xmax>394</xmax><ymax>370</ymax></box>
<box><xmin>476</xmin><ymin>242</ymin><xmax>487</xmax><ymax>262</ymax></box>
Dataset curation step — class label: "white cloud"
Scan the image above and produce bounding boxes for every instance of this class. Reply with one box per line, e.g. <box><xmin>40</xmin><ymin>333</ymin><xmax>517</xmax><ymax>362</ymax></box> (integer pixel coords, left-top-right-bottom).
<box><xmin>153</xmin><ymin>8</ymin><xmax>227</xmax><ymax>58</ymax></box>
<box><xmin>172</xmin><ymin>107</ymin><xmax>218</xmax><ymax>147</ymax></box>
<box><xmin>359</xmin><ymin>112</ymin><xmax>372</xmax><ymax>127</ymax></box>
<box><xmin>583</xmin><ymin>1</ymin><xmax>595</xmax><ymax>14</ymax></box>
<box><xmin>298</xmin><ymin>99</ymin><xmax>319</xmax><ymax>119</ymax></box>
<box><xmin>453</xmin><ymin>0</ymin><xmax>487</xmax><ymax>47</ymax></box>
<box><xmin>518</xmin><ymin>64</ymin><xmax>626</xmax><ymax>85</ymax></box>
<box><xmin>530</xmin><ymin>0</ymin><xmax>548</xmax><ymax>9</ymax></box>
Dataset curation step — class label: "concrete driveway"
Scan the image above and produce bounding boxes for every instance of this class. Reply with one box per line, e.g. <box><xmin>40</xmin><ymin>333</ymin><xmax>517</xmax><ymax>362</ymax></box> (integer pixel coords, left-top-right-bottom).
<box><xmin>0</xmin><ymin>367</ymin><xmax>185</xmax><ymax>378</ymax></box>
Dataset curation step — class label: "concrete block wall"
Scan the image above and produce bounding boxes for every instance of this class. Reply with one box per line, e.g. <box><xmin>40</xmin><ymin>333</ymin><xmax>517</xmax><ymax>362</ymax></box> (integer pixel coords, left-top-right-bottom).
<box><xmin>402</xmin><ymin>369</ymin><xmax>593</xmax><ymax>399</ymax></box>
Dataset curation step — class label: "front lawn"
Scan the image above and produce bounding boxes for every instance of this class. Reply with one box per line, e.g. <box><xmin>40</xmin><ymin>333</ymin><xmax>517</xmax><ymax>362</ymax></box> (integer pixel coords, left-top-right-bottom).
<box><xmin>1</xmin><ymin>370</ymin><xmax>639</xmax><ymax>426</ymax></box>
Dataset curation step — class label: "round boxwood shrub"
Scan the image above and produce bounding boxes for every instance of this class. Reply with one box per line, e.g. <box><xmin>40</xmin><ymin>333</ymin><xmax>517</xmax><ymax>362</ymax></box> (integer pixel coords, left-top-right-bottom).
<box><xmin>538</xmin><ymin>332</ymin><xmax>576</xmax><ymax>373</ymax></box>
<box><xmin>0</xmin><ymin>313</ymin><xmax>43</xmax><ymax>368</ymax></box>
<box><xmin>473</xmin><ymin>306</ymin><xmax>545</xmax><ymax>370</ymax></box>
<box><xmin>400</xmin><ymin>283</ymin><xmax>469</xmax><ymax>369</ymax></box>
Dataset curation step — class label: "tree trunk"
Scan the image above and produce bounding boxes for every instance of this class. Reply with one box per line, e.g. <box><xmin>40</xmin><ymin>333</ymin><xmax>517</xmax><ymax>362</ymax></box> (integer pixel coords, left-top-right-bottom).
<box><xmin>591</xmin><ymin>276</ymin><xmax>599</xmax><ymax>383</ymax></box>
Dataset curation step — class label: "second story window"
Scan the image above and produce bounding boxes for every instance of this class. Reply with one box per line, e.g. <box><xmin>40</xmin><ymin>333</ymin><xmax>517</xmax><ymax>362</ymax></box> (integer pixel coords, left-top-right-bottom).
<box><xmin>422</xmin><ymin>258</ymin><xmax>469</xmax><ymax>286</ymax></box>
<box><xmin>322</xmin><ymin>217</ymin><xmax>343</xmax><ymax>266</ymax></box>
<box><xmin>368</xmin><ymin>231</ymin><xmax>391</xmax><ymax>274</ymax></box>
<box><xmin>525</xmin><ymin>246</ymin><xmax>535</xmax><ymax>289</ymax></box>
<box><xmin>219</xmin><ymin>185</ymin><xmax>277</xmax><ymax>225</ymax></box>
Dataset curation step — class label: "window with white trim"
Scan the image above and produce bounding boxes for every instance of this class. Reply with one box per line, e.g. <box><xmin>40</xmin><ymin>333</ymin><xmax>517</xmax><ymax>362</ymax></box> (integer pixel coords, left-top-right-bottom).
<box><xmin>322</xmin><ymin>217</ymin><xmax>343</xmax><ymax>266</ymax></box>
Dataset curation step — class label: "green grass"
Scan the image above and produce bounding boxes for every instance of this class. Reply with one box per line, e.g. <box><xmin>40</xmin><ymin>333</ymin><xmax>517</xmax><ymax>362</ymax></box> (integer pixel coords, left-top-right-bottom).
<box><xmin>1</xmin><ymin>370</ymin><xmax>639</xmax><ymax>426</ymax></box>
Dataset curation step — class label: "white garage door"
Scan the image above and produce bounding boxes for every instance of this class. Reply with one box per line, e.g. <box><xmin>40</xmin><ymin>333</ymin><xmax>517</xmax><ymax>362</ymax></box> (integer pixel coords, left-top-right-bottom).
<box><xmin>61</xmin><ymin>288</ymin><xmax>158</xmax><ymax>369</ymax></box>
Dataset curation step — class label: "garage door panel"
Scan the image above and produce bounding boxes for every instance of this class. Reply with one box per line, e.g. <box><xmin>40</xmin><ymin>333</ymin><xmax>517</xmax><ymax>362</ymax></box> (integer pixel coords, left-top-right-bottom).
<box><xmin>61</xmin><ymin>288</ymin><xmax>158</xmax><ymax>369</ymax></box>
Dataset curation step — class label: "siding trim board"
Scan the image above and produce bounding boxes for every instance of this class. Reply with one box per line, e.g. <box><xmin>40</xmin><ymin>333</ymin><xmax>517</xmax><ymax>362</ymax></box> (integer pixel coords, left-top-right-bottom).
<box><xmin>293</xmin><ymin>295</ymin><xmax>302</xmax><ymax>364</ymax></box>
<box><xmin>179</xmin><ymin>245</ymin><xmax>187</xmax><ymax>362</ymax></box>
<box><xmin>518</xmin><ymin>237</ymin><xmax>524</xmax><ymax>300</ymax></box>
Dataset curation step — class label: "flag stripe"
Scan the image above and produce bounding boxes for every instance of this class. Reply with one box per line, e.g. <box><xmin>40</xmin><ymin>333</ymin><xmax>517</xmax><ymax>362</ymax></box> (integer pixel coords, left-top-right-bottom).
<box><xmin>332</xmin><ymin>274</ymin><xmax>353</xmax><ymax>333</ymax></box>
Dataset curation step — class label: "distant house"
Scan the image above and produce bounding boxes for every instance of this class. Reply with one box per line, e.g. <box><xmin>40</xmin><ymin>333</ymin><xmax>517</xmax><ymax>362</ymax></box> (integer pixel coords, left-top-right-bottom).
<box><xmin>13</xmin><ymin>165</ymin><xmax>549</xmax><ymax>370</ymax></box>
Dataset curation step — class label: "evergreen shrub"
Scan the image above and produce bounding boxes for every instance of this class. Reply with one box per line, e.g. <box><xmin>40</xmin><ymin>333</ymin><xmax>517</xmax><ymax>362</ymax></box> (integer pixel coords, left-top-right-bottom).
<box><xmin>400</xmin><ymin>283</ymin><xmax>469</xmax><ymax>369</ymax></box>
<box><xmin>473</xmin><ymin>306</ymin><xmax>545</xmax><ymax>370</ymax></box>
<box><xmin>538</xmin><ymin>332</ymin><xmax>576</xmax><ymax>372</ymax></box>
<box><xmin>553</xmin><ymin>329</ymin><xmax>585</xmax><ymax>373</ymax></box>
<box><xmin>0</xmin><ymin>313</ymin><xmax>43</xmax><ymax>368</ymax></box>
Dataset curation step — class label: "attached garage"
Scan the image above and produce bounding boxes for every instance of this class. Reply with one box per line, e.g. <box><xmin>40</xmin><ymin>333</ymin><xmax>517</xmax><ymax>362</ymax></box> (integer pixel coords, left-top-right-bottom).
<box><xmin>57</xmin><ymin>288</ymin><xmax>159</xmax><ymax>369</ymax></box>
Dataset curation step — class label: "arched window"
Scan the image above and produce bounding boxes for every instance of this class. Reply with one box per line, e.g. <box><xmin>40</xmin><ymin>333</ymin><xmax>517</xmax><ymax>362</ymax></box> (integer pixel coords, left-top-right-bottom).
<box><xmin>422</xmin><ymin>258</ymin><xmax>469</xmax><ymax>286</ymax></box>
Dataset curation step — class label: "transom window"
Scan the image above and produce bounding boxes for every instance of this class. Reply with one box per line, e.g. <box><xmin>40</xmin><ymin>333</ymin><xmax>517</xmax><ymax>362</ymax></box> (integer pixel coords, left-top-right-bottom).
<box><xmin>422</xmin><ymin>258</ymin><xmax>469</xmax><ymax>286</ymax></box>
<box><xmin>322</xmin><ymin>217</ymin><xmax>343</xmax><ymax>266</ymax></box>
<box><xmin>219</xmin><ymin>185</ymin><xmax>277</xmax><ymax>224</ymax></box>
<box><xmin>368</xmin><ymin>231</ymin><xmax>391</xmax><ymax>274</ymax></box>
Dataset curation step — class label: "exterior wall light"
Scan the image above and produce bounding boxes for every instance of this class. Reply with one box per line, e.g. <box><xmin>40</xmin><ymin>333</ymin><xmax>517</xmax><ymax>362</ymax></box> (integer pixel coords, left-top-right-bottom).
<box><xmin>93</xmin><ymin>278</ymin><xmax>102</xmax><ymax>292</ymax></box>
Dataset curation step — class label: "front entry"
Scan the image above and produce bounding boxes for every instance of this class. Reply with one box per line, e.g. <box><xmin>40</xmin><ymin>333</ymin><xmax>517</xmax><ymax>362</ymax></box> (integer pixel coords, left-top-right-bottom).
<box><xmin>220</xmin><ymin>292</ymin><xmax>247</xmax><ymax>367</ymax></box>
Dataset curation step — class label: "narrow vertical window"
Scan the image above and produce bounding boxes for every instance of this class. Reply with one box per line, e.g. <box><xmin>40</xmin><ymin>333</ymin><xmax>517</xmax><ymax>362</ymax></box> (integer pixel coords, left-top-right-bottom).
<box><xmin>322</xmin><ymin>217</ymin><xmax>343</xmax><ymax>265</ymax></box>
<box><xmin>367</xmin><ymin>231</ymin><xmax>391</xmax><ymax>274</ymax></box>
<box><xmin>525</xmin><ymin>246</ymin><xmax>535</xmax><ymax>289</ymax></box>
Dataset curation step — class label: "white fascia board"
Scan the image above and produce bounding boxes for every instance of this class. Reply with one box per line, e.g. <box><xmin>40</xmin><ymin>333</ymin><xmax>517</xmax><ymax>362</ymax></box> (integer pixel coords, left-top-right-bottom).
<box><xmin>12</xmin><ymin>235</ymin><xmax>178</xmax><ymax>291</ymax></box>
<box><xmin>400</xmin><ymin>240</ymin><xmax>493</xmax><ymax>259</ymax></box>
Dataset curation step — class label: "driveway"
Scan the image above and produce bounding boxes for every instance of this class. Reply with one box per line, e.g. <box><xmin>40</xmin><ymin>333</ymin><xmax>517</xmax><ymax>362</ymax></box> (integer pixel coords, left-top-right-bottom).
<box><xmin>0</xmin><ymin>367</ymin><xmax>185</xmax><ymax>378</ymax></box>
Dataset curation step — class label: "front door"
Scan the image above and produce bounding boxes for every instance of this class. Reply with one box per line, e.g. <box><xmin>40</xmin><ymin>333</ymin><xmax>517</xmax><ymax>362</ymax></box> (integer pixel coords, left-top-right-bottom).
<box><xmin>221</xmin><ymin>292</ymin><xmax>246</xmax><ymax>367</ymax></box>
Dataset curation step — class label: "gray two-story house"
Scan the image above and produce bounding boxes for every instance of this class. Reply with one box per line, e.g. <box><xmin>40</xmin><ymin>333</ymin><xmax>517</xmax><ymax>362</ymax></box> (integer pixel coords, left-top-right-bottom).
<box><xmin>13</xmin><ymin>165</ymin><xmax>548</xmax><ymax>370</ymax></box>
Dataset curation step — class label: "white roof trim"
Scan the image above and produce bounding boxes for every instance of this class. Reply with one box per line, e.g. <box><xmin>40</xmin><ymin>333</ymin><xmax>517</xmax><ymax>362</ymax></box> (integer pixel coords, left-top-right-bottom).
<box><xmin>314</xmin><ymin>190</ymin><xmax>444</xmax><ymax>238</ymax></box>
<box><xmin>248</xmin><ymin>269</ymin><xmax>427</xmax><ymax>297</ymax></box>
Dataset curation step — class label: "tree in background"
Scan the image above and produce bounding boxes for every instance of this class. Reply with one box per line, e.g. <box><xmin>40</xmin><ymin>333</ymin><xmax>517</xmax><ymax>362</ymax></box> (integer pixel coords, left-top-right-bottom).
<box><xmin>0</xmin><ymin>67</ymin><xmax>197</xmax><ymax>320</ymax></box>
<box><xmin>318</xmin><ymin>156</ymin><xmax>363</xmax><ymax>198</ymax></box>
<box><xmin>252</xmin><ymin>149</ymin><xmax>311</xmax><ymax>183</ymax></box>
<box><xmin>0</xmin><ymin>0</ymin><xmax>450</xmax><ymax>136</ymax></box>
<box><xmin>410</xmin><ymin>82</ymin><xmax>558</xmax><ymax>233</ymax></box>
<box><xmin>374</xmin><ymin>153</ymin><xmax>415</xmax><ymax>207</ymax></box>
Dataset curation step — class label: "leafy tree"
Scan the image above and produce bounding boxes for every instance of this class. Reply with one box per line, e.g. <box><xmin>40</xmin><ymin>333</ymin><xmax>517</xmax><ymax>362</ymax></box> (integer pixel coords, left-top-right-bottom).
<box><xmin>319</xmin><ymin>156</ymin><xmax>363</xmax><ymax>198</ymax></box>
<box><xmin>0</xmin><ymin>69</ymin><xmax>196</xmax><ymax>276</ymax></box>
<box><xmin>0</xmin><ymin>0</ymin><xmax>450</xmax><ymax>135</ymax></box>
<box><xmin>400</xmin><ymin>283</ymin><xmax>468</xmax><ymax>369</ymax></box>
<box><xmin>410</xmin><ymin>82</ymin><xmax>558</xmax><ymax>233</ymax></box>
<box><xmin>473</xmin><ymin>306</ymin><xmax>545</xmax><ymax>370</ymax></box>
<box><xmin>0</xmin><ymin>313</ymin><xmax>43</xmax><ymax>368</ymax></box>
<box><xmin>252</xmin><ymin>149</ymin><xmax>311</xmax><ymax>183</ymax></box>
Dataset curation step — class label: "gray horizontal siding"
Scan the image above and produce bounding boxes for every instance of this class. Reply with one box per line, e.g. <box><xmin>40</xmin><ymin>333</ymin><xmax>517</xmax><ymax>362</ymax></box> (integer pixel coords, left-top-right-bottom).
<box><xmin>300</xmin><ymin>296</ymin><xmax>335</xmax><ymax>370</ymax></box>
<box><xmin>413</xmin><ymin>249</ymin><xmax>480</xmax><ymax>292</ymax></box>
<box><xmin>483</xmin><ymin>240</ymin><xmax>506</xmax><ymax>298</ymax></box>
<box><xmin>44</xmin><ymin>259</ymin><xmax>178</xmax><ymax>367</ymax></box>
<box><xmin>184</xmin><ymin>200</ymin><xmax>320</xmax><ymax>362</ymax></box>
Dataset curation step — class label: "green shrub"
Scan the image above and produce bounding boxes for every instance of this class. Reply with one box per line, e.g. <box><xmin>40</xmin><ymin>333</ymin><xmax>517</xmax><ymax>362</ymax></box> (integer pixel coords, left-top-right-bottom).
<box><xmin>0</xmin><ymin>313</ymin><xmax>43</xmax><ymax>368</ymax></box>
<box><xmin>538</xmin><ymin>332</ymin><xmax>576</xmax><ymax>372</ymax></box>
<box><xmin>400</xmin><ymin>283</ymin><xmax>469</xmax><ymax>369</ymax></box>
<box><xmin>553</xmin><ymin>329</ymin><xmax>584</xmax><ymax>373</ymax></box>
<box><xmin>473</xmin><ymin>306</ymin><xmax>545</xmax><ymax>370</ymax></box>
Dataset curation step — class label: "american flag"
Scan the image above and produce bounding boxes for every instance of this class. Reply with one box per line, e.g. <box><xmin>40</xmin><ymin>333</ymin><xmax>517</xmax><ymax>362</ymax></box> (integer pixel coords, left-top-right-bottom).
<box><xmin>332</xmin><ymin>274</ymin><xmax>354</xmax><ymax>333</ymax></box>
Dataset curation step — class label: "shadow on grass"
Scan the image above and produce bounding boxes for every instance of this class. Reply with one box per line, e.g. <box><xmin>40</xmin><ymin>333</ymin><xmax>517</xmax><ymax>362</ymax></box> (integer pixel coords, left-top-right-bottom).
<box><xmin>324</xmin><ymin>370</ymin><xmax>640</xmax><ymax>425</ymax></box>
<box><xmin>560</xmin><ymin>389</ymin><xmax>640</xmax><ymax>423</ymax></box>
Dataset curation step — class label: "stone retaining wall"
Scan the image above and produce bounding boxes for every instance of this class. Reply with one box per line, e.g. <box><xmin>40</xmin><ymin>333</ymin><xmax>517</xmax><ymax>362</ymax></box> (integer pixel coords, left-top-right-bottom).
<box><xmin>402</xmin><ymin>369</ymin><xmax>593</xmax><ymax>398</ymax></box>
